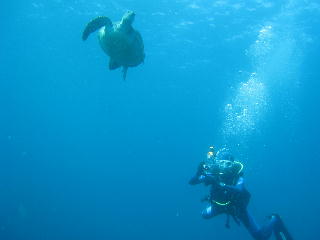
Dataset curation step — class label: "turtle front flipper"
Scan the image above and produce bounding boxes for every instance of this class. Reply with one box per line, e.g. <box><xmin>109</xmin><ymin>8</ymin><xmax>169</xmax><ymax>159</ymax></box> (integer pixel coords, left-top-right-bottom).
<box><xmin>82</xmin><ymin>16</ymin><xmax>112</xmax><ymax>41</ymax></box>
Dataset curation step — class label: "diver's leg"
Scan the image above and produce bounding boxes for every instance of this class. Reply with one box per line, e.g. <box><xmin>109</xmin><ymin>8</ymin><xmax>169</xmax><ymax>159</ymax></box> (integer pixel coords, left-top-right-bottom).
<box><xmin>238</xmin><ymin>209</ymin><xmax>277</xmax><ymax>240</ymax></box>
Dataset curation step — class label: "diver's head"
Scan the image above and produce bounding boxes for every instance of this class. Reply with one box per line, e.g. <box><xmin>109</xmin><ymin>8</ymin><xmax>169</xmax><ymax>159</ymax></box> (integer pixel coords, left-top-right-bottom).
<box><xmin>215</xmin><ymin>148</ymin><xmax>234</xmax><ymax>161</ymax></box>
<box><xmin>122</xmin><ymin>10</ymin><xmax>136</xmax><ymax>25</ymax></box>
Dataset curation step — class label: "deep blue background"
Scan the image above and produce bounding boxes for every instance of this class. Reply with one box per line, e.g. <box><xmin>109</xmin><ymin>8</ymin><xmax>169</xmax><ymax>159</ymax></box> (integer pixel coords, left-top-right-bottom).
<box><xmin>1</xmin><ymin>0</ymin><xmax>320</xmax><ymax>239</ymax></box>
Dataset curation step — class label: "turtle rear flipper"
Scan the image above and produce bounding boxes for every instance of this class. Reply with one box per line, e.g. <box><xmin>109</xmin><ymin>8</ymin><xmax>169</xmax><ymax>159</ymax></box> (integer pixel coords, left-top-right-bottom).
<box><xmin>82</xmin><ymin>16</ymin><xmax>112</xmax><ymax>41</ymax></box>
<box><xmin>122</xmin><ymin>67</ymin><xmax>128</xmax><ymax>81</ymax></box>
<box><xmin>109</xmin><ymin>59</ymin><xmax>121</xmax><ymax>70</ymax></box>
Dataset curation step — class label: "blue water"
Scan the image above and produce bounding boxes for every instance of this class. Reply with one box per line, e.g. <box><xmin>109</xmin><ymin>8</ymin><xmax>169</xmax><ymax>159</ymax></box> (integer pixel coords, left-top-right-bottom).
<box><xmin>1</xmin><ymin>0</ymin><xmax>320</xmax><ymax>239</ymax></box>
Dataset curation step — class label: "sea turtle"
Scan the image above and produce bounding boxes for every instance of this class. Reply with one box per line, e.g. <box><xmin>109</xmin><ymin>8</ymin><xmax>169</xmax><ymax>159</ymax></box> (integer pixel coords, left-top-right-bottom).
<box><xmin>82</xmin><ymin>11</ymin><xmax>145</xmax><ymax>80</ymax></box>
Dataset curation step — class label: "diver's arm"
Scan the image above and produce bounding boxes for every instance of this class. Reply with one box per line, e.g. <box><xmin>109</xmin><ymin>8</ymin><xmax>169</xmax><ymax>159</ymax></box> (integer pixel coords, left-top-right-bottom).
<box><xmin>189</xmin><ymin>162</ymin><xmax>207</xmax><ymax>185</ymax></box>
<box><xmin>220</xmin><ymin>177</ymin><xmax>245</xmax><ymax>193</ymax></box>
<box><xmin>189</xmin><ymin>174</ymin><xmax>206</xmax><ymax>185</ymax></box>
<box><xmin>189</xmin><ymin>174</ymin><xmax>218</xmax><ymax>186</ymax></box>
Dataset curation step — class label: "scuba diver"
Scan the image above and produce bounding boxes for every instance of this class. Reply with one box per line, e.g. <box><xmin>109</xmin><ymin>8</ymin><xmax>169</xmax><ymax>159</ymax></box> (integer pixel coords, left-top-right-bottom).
<box><xmin>189</xmin><ymin>146</ymin><xmax>293</xmax><ymax>240</ymax></box>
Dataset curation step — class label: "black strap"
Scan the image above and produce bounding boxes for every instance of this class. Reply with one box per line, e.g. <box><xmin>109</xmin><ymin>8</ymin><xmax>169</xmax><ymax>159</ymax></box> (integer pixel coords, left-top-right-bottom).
<box><xmin>225</xmin><ymin>214</ymin><xmax>230</xmax><ymax>229</ymax></box>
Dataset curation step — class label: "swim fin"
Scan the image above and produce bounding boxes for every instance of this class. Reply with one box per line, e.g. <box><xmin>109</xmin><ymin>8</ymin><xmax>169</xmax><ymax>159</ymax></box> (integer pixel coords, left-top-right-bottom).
<box><xmin>274</xmin><ymin>230</ymin><xmax>283</xmax><ymax>240</ymax></box>
<box><xmin>272</xmin><ymin>214</ymin><xmax>294</xmax><ymax>240</ymax></box>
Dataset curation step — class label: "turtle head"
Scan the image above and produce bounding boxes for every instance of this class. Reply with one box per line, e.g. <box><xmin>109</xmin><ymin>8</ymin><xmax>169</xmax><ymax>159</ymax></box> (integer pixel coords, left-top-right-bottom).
<box><xmin>122</xmin><ymin>10</ymin><xmax>135</xmax><ymax>25</ymax></box>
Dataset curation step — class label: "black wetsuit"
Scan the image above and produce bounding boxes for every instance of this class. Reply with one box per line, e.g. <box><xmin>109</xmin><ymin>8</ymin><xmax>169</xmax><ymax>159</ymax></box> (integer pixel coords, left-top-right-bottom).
<box><xmin>189</xmin><ymin>168</ymin><xmax>292</xmax><ymax>240</ymax></box>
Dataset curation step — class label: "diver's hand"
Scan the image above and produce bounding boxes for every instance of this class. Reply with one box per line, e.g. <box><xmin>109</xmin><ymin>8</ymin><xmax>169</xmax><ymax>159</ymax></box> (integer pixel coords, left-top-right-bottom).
<box><xmin>189</xmin><ymin>176</ymin><xmax>199</xmax><ymax>185</ymax></box>
<box><xmin>202</xmin><ymin>174</ymin><xmax>218</xmax><ymax>187</ymax></box>
<box><xmin>196</xmin><ymin>161</ymin><xmax>205</xmax><ymax>176</ymax></box>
